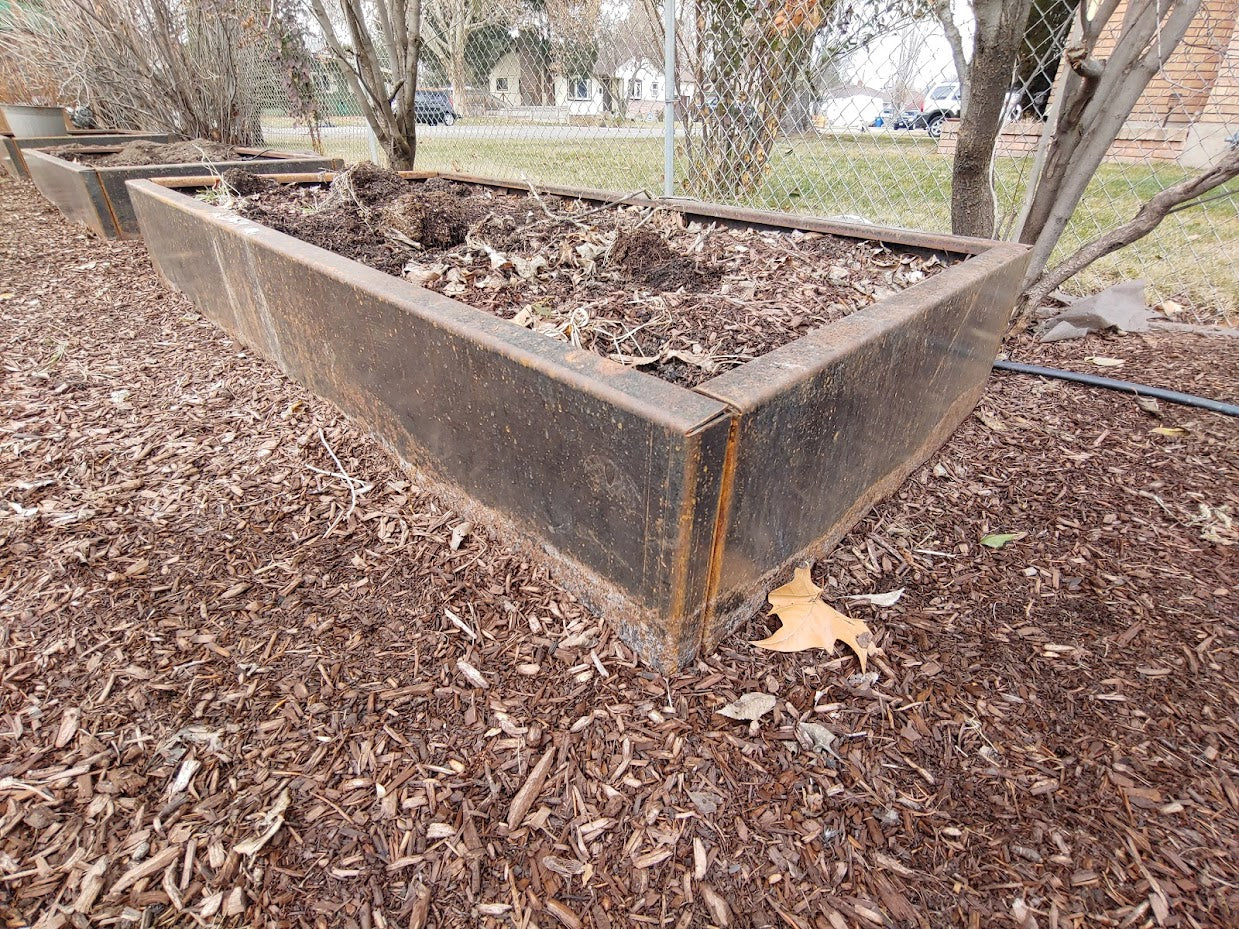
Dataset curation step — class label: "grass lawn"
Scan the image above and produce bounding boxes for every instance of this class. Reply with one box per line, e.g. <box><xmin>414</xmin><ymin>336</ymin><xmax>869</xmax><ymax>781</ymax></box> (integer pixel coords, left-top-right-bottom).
<box><xmin>260</xmin><ymin>121</ymin><xmax>1238</xmax><ymax>321</ymax></box>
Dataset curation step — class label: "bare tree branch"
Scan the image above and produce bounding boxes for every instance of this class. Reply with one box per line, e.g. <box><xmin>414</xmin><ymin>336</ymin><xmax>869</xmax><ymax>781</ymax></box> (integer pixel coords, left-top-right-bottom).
<box><xmin>1019</xmin><ymin>147</ymin><xmax>1239</xmax><ymax>315</ymax></box>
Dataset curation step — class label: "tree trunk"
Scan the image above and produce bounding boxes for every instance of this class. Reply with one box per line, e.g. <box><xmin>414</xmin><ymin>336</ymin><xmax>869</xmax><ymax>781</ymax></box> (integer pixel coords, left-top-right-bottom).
<box><xmin>1016</xmin><ymin>0</ymin><xmax>1202</xmax><ymax>287</ymax></box>
<box><xmin>310</xmin><ymin>0</ymin><xmax>422</xmax><ymax>169</ymax></box>
<box><xmin>950</xmin><ymin>0</ymin><xmax>1033</xmax><ymax>237</ymax></box>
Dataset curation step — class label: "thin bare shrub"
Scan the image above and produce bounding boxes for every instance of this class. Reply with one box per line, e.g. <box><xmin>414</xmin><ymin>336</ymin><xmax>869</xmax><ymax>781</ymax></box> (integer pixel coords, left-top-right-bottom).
<box><xmin>0</xmin><ymin>0</ymin><xmax>276</xmax><ymax>143</ymax></box>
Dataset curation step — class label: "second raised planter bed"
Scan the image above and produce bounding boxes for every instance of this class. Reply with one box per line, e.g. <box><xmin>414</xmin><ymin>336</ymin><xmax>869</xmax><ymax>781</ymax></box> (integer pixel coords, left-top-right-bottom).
<box><xmin>0</xmin><ymin>130</ymin><xmax>172</xmax><ymax>180</ymax></box>
<box><xmin>129</xmin><ymin>172</ymin><xmax>1029</xmax><ymax>668</ymax></box>
<box><xmin>25</xmin><ymin>146</ymin><xmax>339</xmax><ymax>239</ymax></box>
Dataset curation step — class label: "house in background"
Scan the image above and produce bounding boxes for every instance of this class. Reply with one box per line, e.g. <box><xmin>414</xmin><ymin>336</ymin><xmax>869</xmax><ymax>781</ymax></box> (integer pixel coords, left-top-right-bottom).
<box><xmin>935</xmin><ymin>0</ymin><xmax>1235</xmax><ymax>166</ymax></box>
<box><xmin>1102</xmin><ymin>0</ymin><xmax>1236</xmax><ymax>167</ymax></box>
<box><xmin>613</xmin><ymin>57</ymin><xmax>668</xmax><ymax>118</ymax></box>
<box><xmin>488</xmin><ymin>49</ymin><xmax>524</xmax><ymax>105</ymax></box>
<box><xmin>816</xmin><ymin>85</ymin><xmax>887</xmax><ymax>129</ymax></box>
<box><xmin>485</xmin><ymin>48</ymin><xmax>690</xmax><ymax>119</ymax></box>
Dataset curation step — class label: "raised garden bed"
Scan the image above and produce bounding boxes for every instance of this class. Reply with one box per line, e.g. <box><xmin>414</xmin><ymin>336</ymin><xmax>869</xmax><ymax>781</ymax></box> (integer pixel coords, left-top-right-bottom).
<box><xmin>0</xmin><ymin>130</ymin><xmax>171</xmax><ymax>180</ymax></box>
<box><xmin>129</xmin><ymin>171</ymin><xmax>1030</xmax><ymax>668</ymax></box>
<box><xmin>24</xmin><ymin>143</ymin><xmax>339</xmax><ymax>239</ymax></box>
<box><xmin>229</xmin><ymin>165</ymin><xmax>951</xmax><ymax>388</ymax></box>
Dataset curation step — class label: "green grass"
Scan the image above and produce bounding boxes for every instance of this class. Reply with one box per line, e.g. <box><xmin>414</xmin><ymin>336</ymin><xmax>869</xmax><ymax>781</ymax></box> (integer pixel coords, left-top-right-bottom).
<box><xmin>259</xmin><ymin>121</ymin><xmax>1239</xmax><ymax>320</ymax></box>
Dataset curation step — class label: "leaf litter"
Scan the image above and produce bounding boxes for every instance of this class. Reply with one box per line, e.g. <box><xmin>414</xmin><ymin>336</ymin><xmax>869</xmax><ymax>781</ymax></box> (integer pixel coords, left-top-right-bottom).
<box><xmin>228</xmin><ymin>163</ymin><xmax>948</xmax><ymax>387</ymax></box>
<box><xmin>2</xmin><ymin>177</ymin><xmax>1238</xmax><ymax>928</ymax></box>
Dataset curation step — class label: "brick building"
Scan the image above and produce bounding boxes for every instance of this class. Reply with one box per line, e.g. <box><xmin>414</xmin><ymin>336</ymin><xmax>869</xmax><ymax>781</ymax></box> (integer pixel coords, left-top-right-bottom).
<box><xmin>940</xmin><ymin>1</ymin><xmax>1236</xmax><ymax>166</ymax></box>
<box><xmin>1096</xmin><ymin>0</ymin><xmax>1237</xmax><ymax>166</ymax></box>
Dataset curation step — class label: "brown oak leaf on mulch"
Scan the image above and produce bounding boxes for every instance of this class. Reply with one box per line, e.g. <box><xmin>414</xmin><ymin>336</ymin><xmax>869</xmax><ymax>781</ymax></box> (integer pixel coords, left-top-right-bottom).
<box><xmin>1</xmin><ymin>175</ymin><xmax>1236</xmax><ymax>929</ymax></box>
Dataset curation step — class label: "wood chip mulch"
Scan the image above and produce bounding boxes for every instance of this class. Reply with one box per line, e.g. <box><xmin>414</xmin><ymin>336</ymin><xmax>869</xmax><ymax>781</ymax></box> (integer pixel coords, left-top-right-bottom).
<box><xmin>2</xmin><ymin>176</ymin><xmax>1236</xmax><ymax>929</ymax></box>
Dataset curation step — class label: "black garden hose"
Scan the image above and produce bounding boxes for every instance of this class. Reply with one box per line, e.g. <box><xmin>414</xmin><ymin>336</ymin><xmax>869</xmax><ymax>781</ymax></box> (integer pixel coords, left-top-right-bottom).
<box><xmin>992</xmin><ymin>359</ymin><xmax>1239</xmax><ymax>418</ymax></box>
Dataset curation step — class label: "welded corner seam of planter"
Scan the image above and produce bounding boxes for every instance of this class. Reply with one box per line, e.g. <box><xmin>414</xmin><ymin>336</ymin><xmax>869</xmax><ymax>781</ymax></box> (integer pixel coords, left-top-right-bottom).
<box><xmin>93</xmin><ymin>164</ymin><xmax>125</xmax><ymax>237</ymax></box>
<box><xmin>693</xmin><ymin>409</ymin><xmax>742</xmax><ymax>657</ymax></box>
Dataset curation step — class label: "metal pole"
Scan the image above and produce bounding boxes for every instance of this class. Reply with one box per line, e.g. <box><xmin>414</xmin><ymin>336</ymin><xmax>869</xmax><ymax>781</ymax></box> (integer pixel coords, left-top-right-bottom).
<box><xmin>663</xmin><ymin>0</ymin><xmax>676</xmax><ymax>199</ymax></box>
<box><xmin>366</xmin><ymin>121</ymin><xmax>381</xmax><ymax>165</ymax></box>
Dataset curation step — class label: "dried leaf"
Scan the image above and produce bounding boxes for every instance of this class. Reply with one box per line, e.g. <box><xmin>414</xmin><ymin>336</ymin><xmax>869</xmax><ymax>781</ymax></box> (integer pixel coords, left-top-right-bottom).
<box><xmin>1152</xmin><ymin>426</ymin><xmax>1188</xmax><ymax>437</ymax></box>
<box><xmin>796</xmin><ymin>721</ymin><xmax>837</xmax><ymax>756</ymax></box>
<box><xmin>977</xmin><ymin>410</ymin><xmax>1008</xmax><ymax>432</ymax></box>
<box><xmin>449</xmin><ymin>520</ymin><xmax>472</xmax><ymax>550</ymax></box>
<box><xmin>717</xmin><ymin>692</ymin><xmax>776</xmax><ymax>723</ymax></box>
<box><xmin>234</xmin><ymin>788</ymin><xmax>290</xmax><ymax>857</ymax></box>
<box><xmin>845</xmin><ymin>588</ymin><xmax>904</xmax><ymax>607</ymax></box>
<box><xmin>751</xmin><ymin>566</ymin><xmax>876</xmax><ymax>671</ymax></box>
<box><xmin>980</xmin><ymin>532</ymin><xmax>1024</xmax><ymax>549</ymax></box>
<box><xmin>1085</xmin><ymin>355</ymin><xmax>1125</xmax><ymax>367</ymax></box>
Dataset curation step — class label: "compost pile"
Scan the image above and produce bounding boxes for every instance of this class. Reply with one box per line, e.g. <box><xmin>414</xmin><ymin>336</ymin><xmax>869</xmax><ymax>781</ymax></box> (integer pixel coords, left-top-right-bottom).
<box><xmin>52</xmin><ymin>139</ymin><xmax>242</xmax><ymax>166</ymax></box>
<box><xmin>228</xmin><ymin>163</ymin><xmax>948</xmax><ymax>386</ymax></box>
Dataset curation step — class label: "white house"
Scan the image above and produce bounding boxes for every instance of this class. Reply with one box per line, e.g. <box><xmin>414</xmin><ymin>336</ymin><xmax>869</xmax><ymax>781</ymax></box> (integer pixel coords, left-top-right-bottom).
<box><xmin>818</xmin><ymin>86</ymin><xmax>887</xmax><ymax>129</ymax></box>
<box><xmin>553</xmin><ymin>74</ymin><xmax>606</xmax><ymax>115</ymax></box>
<box><xmin>486</xmin><ymin>53</ymin><xmax>691</xmax><ymax>118</ymax></box>
<box><xmin>488</xmin><ymin>50</ymin><xmax>524</xmax><ymax>106</ymax></box>
<box><xmin>613</xmin><ymin>57</ymin><xmax>668</xmax><ymax>118</ymax></box>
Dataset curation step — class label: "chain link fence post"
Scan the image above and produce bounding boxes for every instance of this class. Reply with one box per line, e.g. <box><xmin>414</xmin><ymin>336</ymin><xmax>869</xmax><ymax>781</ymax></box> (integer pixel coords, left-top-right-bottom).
<box><xmin>663</xmin><ymin>0</ymin><xmax>676</xmax><ymax>198</ymax></box>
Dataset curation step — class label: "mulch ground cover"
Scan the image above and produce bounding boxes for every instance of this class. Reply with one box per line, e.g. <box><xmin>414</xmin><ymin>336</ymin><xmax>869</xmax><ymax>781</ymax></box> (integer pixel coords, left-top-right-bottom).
<box><xmin>228</xmin><ymin>165</ymin><xmax>944</xmax><ymax>387</ymax></box>
<box><xmin>47</xmin><ymin>140</ymin><xmax>245</xmax><ymax>167</ymax></box>
<box><xmin>2</xmin><ymin>174</ymin><xmax>1236</xmax><ymax>929</ymax></box>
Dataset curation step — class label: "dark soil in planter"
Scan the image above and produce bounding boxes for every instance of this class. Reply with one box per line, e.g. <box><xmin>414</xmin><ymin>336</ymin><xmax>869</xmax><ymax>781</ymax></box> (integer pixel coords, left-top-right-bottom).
<box><xmin>51</xmin><ymin>139</ymin><xmax>243</xmax><ymax>166</ymax></box>
<box><xmin>225</xmin><ymin>163</ymin><xmax>951</xmax><ymax>386</ymax></box>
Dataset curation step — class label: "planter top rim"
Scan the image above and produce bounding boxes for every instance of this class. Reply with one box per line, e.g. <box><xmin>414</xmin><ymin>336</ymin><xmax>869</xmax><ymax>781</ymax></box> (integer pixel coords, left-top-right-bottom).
<box><xmin>26</xmin><ymin>146</ymin><xmax>327</xmax><ymax>170</ymax></box>
<box><xmin>128</xmin><ymin>175</ymin><xmax>730</xmax><ymax>432</ymax></box>
<box><xmin>2</xmin><ymin>130</ymin><xmax>166</xmax><ymax>141</ymax></box>
<box><xmin>131</xmin><ymin>172</ymin><xmax>1028</xmax><ymax>402</ymax></box>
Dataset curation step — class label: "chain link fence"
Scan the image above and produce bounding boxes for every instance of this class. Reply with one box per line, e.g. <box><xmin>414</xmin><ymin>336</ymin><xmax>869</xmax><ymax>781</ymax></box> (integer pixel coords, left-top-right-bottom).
<box><xmin>252</xmin><ymin>1</ymin><xmax>1236</xmax><ymax>321</ymax></box>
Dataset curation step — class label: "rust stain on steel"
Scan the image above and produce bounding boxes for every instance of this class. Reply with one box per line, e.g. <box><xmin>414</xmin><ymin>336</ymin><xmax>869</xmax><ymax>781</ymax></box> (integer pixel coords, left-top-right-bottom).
<box><xmin>24</xmin><ymin>148</ymin><xmax>339</xmax><ymax>239</ymax></box>
<box><xmin>0</xmin><ymin>131</ymin><xmax>170</xmax><ymax>180</ymax></box>
<box><xmin>127</xmin><ymin>173</ymin><xmax>1029</xmax><ymax>668</ymax></box>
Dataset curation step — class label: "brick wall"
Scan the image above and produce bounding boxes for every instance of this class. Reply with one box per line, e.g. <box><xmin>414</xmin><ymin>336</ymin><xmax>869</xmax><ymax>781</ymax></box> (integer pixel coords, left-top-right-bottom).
<box><xmin>1094</xmin><ymin>0</ymin><xmax>1236</xmax><ymax>127</ymax></box>
<box><xmin>1200</xmin><ymin>7</ymin><xmax>1239</xmax><ymax>125</ymax></box>
<box><xmin>936</xmin><ymin>122</ymin><xmax>1190</xmax><ymax>163</ymax></box>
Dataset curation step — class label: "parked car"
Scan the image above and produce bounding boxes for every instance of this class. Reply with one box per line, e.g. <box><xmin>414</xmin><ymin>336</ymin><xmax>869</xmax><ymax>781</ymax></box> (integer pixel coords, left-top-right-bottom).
<box><xmin>905</xmin><ymin>82</ymin><xmax>1023</xmax><ymax>138</ymax></box>
<box><xmin>414</xmin><ymin>90</ymin><xmax>459</xmax><ymax>126</ymax></box>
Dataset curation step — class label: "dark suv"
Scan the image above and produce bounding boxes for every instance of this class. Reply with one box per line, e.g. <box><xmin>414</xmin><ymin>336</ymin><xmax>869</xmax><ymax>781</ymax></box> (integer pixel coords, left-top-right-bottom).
<box><xmin>414</xmin><ymin>90</ymin><xmax>459</xmax><ymax>126</ymax></box>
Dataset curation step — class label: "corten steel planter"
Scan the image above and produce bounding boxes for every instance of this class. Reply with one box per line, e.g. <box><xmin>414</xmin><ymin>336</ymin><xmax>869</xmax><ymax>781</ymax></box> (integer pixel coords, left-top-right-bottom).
<box><xmin>129</xmin><ymin>172</ymin><xmax>1030</xmax><ymax>668</ymax></box>
<box><xmin>0</xmin><ymin>104</ymin><xmax>68</xmax><ymax>137</ymax></box>
<box><xmin>24</xmin><ymin>147</ymin><xmax>339</xmax><ymax>239</ymax></box>
<box><xmin>0</xmin><ymin>130</ymin><xmax>173</xmax><ymax>180</ymax></box>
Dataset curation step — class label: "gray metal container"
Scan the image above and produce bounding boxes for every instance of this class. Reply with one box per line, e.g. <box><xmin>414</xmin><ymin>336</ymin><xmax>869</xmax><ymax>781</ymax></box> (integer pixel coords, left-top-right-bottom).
<box><xmin>0</xmin><ymin>104</ymin><xmax>68</xmax><ymax>137</ymax></box>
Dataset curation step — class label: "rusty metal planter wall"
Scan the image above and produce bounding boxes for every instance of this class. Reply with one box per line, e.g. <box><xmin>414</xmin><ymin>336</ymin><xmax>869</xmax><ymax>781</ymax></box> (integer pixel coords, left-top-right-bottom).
<box><xmin>0</xmin><ymin>131</ymin><xmax>172</xmax><ymax>180</ymax></box>
<box><xmin>24</xmin><ymin>148</ymin><xmax>339</xmax><ymax>239</ymax></box>
<box><xmin>128</xmin><ymin>173</ymin><xmax>1029</xmax><ymax>668</ymax></box>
